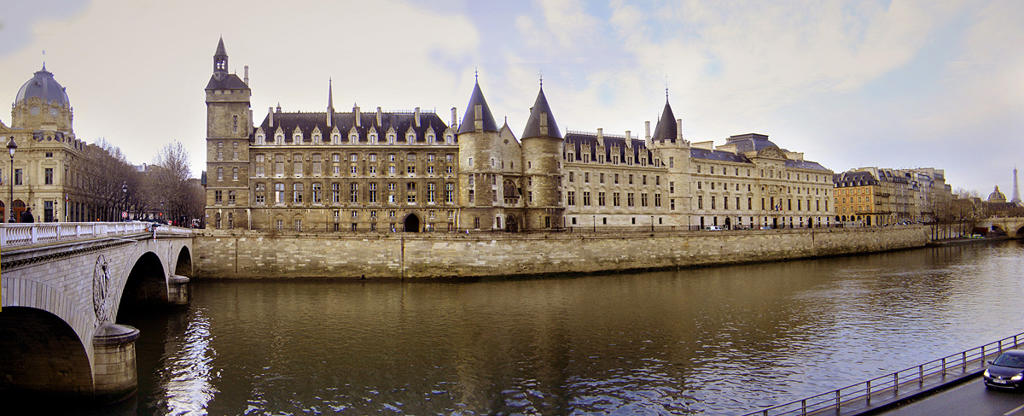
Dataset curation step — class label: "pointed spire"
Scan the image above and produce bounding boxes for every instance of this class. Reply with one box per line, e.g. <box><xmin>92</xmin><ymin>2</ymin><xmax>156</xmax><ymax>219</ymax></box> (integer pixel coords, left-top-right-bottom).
<box><xmin>327</xmin><ymin>78</ymin><xmax>334</xmax><ymax>112</ymax></box>
<box><xmin>213</xmin><ymin>37</ymin><xmax>228</xmax><ymax>78</ymax></box>
<box><xmin>457</xmin><ymin>77</ymin><xmax>498</xmax><ymax>134</ymax></box>
<box><xmin>651</xmin><ymin>93</ymin><xmax>677</xmax><ymax>143</ymax></box>
<box><xmin>522</xmin><ymin>84</ymin><xmax>562</xmax><ymax>139</ymax></box>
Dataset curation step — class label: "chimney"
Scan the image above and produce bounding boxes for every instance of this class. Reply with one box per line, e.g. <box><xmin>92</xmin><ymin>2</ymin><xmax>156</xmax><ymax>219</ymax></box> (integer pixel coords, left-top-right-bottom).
<box><xmin>243</xmin><ymin>65</ymin><xmax>249</xmax><ymax>86</ymax></box>
<box><xmin>644</xmin><ymin>121</ymin><xmax>651</xmax><ymax>140</ymax></box>
<box><xmin>269</xmin><ymin>107</ymin><xmax>274</xmax><ymax>127</ymax></box>
<box><xmin>676</xmin><ymin>119</ymin><xmax>683</xmax><ymax>142</ymax></box>
<box><xmin>596</xmin><ymin>127</ymin><xmax>603</xmax><ymax>141</ymax></box>
<box><xmin>354</xmin><ymin>104</ymin><xmax>361</xmax><ymax>127</ymax></box>
<box><xmin>376</xmin><ymin>106</ymin><xmax>382</xmax><ymax>127</ymax></box>
<box><xmin>414</xmin><ymin>107</ymin><xmax>421</xmax><ymax>127</ymax></box>
<box><xmin>450</xmin><ymin>107</ymin><xmax>457</xmax><ymax>130</ymax></box>
<box><xmin>625</xmin><ymin>130</ymin><xmax>631</xmax><ymax>142</ymax></box>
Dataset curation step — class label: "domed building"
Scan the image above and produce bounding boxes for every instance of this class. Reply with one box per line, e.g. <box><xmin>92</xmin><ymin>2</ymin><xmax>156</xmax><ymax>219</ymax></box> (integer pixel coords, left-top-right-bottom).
<box><xmin>988</xmin><ymin>186</ymin><xmax>1007</xmax><ymax>203</ymax></box>
<box><xmin>0</xmin><ymin>64</ymin><xmax>94</xmax><ymax>222</ymax></box>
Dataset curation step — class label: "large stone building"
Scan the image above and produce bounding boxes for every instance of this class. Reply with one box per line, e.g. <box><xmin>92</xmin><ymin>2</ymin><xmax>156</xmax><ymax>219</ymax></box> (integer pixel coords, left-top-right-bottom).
<box><xmin>205</xmin><ymin>39</ymin><xmax>835</xmax><ymax>232</ymax></box>
<box><xmin>834</xmin><ymin>167</ymin><xmax>954</xmax><ymax>226</ymax></box>
<box><xmin>0</xmin><ymin>65</ymin><xmax>96</xmax><ymax>223</ymax></box>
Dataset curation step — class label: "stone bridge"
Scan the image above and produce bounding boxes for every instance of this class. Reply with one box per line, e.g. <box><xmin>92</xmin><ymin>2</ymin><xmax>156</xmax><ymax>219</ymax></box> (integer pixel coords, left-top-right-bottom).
<box><xmin>0</xmin><ymin>222</ymin><xmax>194</xmax><ymax>403</ymax></box>
<box><xmin>978</xmin><ymin>217</ymin><xmax>1024</xmax><ymax>238</ymax></box>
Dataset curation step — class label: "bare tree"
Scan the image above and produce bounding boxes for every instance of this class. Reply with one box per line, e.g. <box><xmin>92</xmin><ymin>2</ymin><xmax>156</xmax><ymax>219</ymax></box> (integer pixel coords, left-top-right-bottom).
<box><xmin>148</xmin><ymin>141</ymin><xmax>201</xmax><ymax>225</ymax></box>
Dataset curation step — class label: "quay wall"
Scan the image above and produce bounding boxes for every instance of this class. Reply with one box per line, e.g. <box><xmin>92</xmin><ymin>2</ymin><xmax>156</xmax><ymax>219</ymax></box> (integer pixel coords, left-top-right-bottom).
<box><xmin>193</xmin><ymin>226</ymin><xmax>929</xmax><ymax>279</ymax></box>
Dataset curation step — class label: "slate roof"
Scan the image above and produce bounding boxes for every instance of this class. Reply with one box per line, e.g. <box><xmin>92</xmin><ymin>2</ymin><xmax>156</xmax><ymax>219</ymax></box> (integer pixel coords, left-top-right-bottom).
<box><xmin>255</xmin><ymin>110</ymin><xmax>452</xmax><ymax>144</ymax></box>
<box><xmin>215</xmin><ymin>37</ymin><xmax>227</xmax><ymax>57</ymax></box>
<box><xmin>690</xmin><ymin>148</ymin><xmax>749</xmax><ymax>163</ymax></box>
<box><xmin>15</xmin><ymin>65</ymin><xmax>70</xmax><ymax>107</ymax></box>
<box><xmin>563</xmin><ymin>132</ymin><xmax>653</xmax><ymax>165</ymax></box>
<box><xmin>785</xmin><ymin>159</ymin><xmax>830</xmax><ymax>171</ymax></box>
<box><xmin>834</xmin><ymin>171</ymin><xmax>879</xmax><ymax>186</ymax></box>
<box><xmin>521</xmin><ymin>87</ymin><xmax>562</xmax><ymax>139</ymax></box>
<box><xmin>205</xmin><ymin>73</ymin><xmax>248</xmax><ymax>90</ymax></box>
<box><xmin>726</xmin><ymin>133</ymin><xmax>776</xmax><ymax>153</ymax></box>
<box><xmin>457</xmin><ymin>82</ymin><xmax>498</xmax><ymax>134</ymax></box>
<box><xmin>651</xmin><ymin>100</ymin><xmax>677</xmax><ymax>142</ymax></box>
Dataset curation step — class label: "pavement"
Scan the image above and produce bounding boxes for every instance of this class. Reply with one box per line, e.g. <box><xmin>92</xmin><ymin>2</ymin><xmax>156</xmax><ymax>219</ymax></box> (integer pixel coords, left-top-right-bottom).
<box><xmin>880</xmin><ymin>376</ymin><xmax>1024</xmax><ymax>416</ymax></box>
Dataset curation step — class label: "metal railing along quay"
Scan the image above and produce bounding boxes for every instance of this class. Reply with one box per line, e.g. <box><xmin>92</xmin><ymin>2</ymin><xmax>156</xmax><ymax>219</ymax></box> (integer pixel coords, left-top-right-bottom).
<box><xmin>743</xmin><ymin>331</ymin><xmax>1024</xmax><ymax>416</ymax></box>
<box><xmin>0</xmin><ymin>221</ymin><xmax>193</xmax><ymax>248</ymax></box>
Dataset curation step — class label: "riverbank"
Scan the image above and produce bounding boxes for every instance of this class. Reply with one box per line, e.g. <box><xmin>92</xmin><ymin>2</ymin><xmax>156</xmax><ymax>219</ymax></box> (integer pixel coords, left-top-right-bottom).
<box><xmin>926</xmin><ymin>235</ymin><xmax>1011</xmax><ymax>247</ymax></box>
<box><xmin>194</xmin><ymin>225</ymin><xmax>929</xmax><ymax>279</ymax></box>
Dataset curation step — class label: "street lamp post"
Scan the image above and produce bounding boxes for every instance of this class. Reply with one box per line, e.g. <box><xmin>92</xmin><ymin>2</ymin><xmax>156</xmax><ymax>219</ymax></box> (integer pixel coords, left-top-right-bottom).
<box><xmin>7</xmin><ymin>136</ymin><xmax>16</xmax><ymax>223</ymax></box>
<box><xmin>121</xmin><ymin>182</ymin><xmax>128</xmax><ymax>221</ymax></box>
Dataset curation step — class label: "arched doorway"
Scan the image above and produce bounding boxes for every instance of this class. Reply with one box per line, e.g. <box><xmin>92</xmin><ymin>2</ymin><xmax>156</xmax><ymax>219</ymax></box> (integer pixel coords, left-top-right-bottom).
<box><xmin>403</xmin><ymin>214</ymin><xmax>420</xmax><ymax>232</ymax></box>
<box><xmin>808</xmin><ymin>218</ymin><xmax>814</xmax><ymax>228</ymax></box>
<box><xmin>772</xmin><ymin>217</ymin><xmax>778</xmax><ymax>229</ymax></box>
<box><xmin>506</xmin><ymin>215</ymin><xmax>519</xmax><ymax>232</ymax></box>
<box><xmin>866</xmin><ymin>216</ymin><xmax>872</xmax><ymax>226</ymax></box>
<box><xmin>724</xmin><ymin>217</ymin><xmax>731</xmax><ymax>230</ymax></box>
<box><xmin>11</xmin><ymin>200</ymin><xmax>25</xmax><ymax>223</ymax></box>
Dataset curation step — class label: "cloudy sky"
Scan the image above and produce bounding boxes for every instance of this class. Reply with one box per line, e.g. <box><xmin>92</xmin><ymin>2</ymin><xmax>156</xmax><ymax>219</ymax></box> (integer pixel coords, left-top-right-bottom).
<box><xmin>1</xmin><ymin>0</ymin><xmax>1021</xmax><ymax>194</ymax></box>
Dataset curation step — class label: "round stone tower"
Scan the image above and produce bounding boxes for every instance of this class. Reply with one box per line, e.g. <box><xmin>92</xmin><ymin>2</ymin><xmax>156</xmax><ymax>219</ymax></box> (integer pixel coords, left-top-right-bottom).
<box><xmin>456</xmin><ymin>79</ymin><xmax>500</xmax><ymax>230</ymax></box>
<box><xmin>520</xmin><ymin>84</ymin><xmax>564</xmax><ymax>230</ymax></box>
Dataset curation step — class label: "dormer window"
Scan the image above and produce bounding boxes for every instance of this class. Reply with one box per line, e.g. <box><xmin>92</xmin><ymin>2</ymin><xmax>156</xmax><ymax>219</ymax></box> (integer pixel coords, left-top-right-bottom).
<box><xmin>275</xmin><ymin>133</ymin><xmax>284</xmax><ymax>143</ymax></box>
<box><xmin>256</xmin><ymin>132</ymin><xmax>265</xmax><ymax>144</ymax></box>
<box><xmin>332</xmin><ymin>133</ymin><xmax>340</xmax><ymax>143</ymax></box>
<box><xmin>388</xmin><ymin>133</ymin><xmax>396</xmax><ymax>143</ymax></box>
<box><xmin>370</xmin><ymin>133</ymin><xmax>378</xmax><ymax>143</ymax></box>
<box><xmin>350</xmin><ymin>133</ymin><xmax>358</xmax><ymax>142</ymax></box>
<box><xmin>407</xmin><ymin>133</ymin><xmax>416</xmax><ymax>142</ymax></box>
<box><xmin>427</xmin><ymin>134</ymin><xmax>435</xmax><ymax>143</ymax></box>
<box><xmin>313</xmin><ymin>133</ymin><xmax>321</xmax><ymax>143</ymax></box>
<box><xmin>293</xmin><ymin>133</ymin><xmax>302</xmax><ymax>142</ymax></box>
<box><xmin>445</xmin><ymin>134</ymin><xmax>453</xmax><ymax>144</ymax></box>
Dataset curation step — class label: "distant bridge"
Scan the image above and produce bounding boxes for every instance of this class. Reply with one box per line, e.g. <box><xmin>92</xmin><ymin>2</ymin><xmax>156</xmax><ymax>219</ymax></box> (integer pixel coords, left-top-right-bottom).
<box><xmin>0</xmin><ymin>222</ymin><xmax>194</xmax><ymax>403</ymax></box>
<box><xmin>977</xmin><ymin>217</ymin><xmax>1024</xmax><ymax>238</ymax></box>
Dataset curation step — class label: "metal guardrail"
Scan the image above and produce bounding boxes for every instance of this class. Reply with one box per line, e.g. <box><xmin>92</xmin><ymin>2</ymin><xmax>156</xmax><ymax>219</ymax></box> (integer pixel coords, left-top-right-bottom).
<box><xmin>0</xmin><ymin>222</ymin><xmax>194</xmax><ymax>248</ymax></box>
<box><xmin>743</xmin><ymin>332</ymin><xmax>1024</xmax><ymax>416</ymax></box>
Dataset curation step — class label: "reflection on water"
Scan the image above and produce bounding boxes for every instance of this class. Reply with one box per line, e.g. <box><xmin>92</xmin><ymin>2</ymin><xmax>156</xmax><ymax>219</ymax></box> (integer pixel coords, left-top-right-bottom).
<box><xmin>112</xmin><ymin>241</ymin><xmax>1024</xmax><ymax>415</ymax></box>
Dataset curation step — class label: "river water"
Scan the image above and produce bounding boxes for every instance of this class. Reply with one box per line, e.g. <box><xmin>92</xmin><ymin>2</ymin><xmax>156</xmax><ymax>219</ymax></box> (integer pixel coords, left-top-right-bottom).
<box><xmin>102</xmin><ymin>241</ymin><xmax>1024</xmax><ymax>415</ymax></box>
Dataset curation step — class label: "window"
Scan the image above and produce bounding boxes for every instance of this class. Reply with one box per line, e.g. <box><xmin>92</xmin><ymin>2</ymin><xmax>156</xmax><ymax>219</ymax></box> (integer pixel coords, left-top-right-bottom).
<box><xmin>295</xmin><ymin>219</ymin><xmax>302</xmax><ymax>232</ymax></box>
<box><xmin>567</xmin><ymin>191</ymin><xmax>576</xmax><ymax>206</ymax></box>
<box><xmin>627</xmin><ymin>192</ymin><xmax>635</xmax><ymax>207</ymax></box>
<box><xmin>331</xmin><ymin>183</ymin><xmax>340</xmax><ymax>203</ymax></box>
<box><xmin>216</xmin><ymin>143</ymin><xmax>223</xmax><ymax>161</ymax></box>
<box><xmin>312</xmin><ymin>183</ymin><xmax>322</xmax><ymax>203</ymax></box>
<box><xmin>613</xmin><ymin>192</ymin><xmax>621</xmax><ymax>207</ymax></box>
<box><xmin>569</xmin><ymin>172</ymin><xmax>574</xmax><ymax>182</ymax></box>
<box><xmin>698</xmin><ymin>195</ymin><xmax>703</xmax><ymax>209</ymax></box>
<box><xmin>293</xmin><ymin>183</ymin><xmax>304</xmax><ymax>203</ymax></box>
<box><xmin>44</xmin><ymin>168</ymin><xmax>53</xmax><ymax>185</ymax></box>
<box><xmin>228</xmin><ymin>191</ymin><xmax>236</xmax><ymax>205</ymax></box>
<box><xmin>312</xmin><ymin>154</ymin><xmax>322</xmax><ymax>176</ymax></box>
<box><xmin>445</xmin><ymin>183</ymin><xmax>454</xmax><ymax>203</ymax></box>
<box><xmin>469</xmin><ymin>190</ymin><xmax>475</xmax><ymax>203</ymax></box>
<box><xmin>350</xmin><ymin>183</ymin><xmax>359</xmax><ymax>203</ymax></box>
<box><xmin>275</xmin><ymin>154</ymin><xmax>284</xmax><ymax>176</ymax></box>
<box><xmin>232</xmin><ymin>167</ymin><xmax>239</xmax><ymax>181</ymax></box>
<box><xmin>293</xmin><ymin>154</ymin><xmax>303</xmax><ymax>176</ymax></box>
<box><xmin>428</xmin><ymin>183</ymin><xmax>436</xmax><ymax>203</ymax></box>
<box><xmin>232</xmin><ymin>115</ymin><xmax>239</xmax><ymax>133</ymax></box>
<box><xmin>232</xmin><ymin>142</ymin><xmax>239</xmax><ymax>160</ymax></box>
<box><xmin>583</xmin><ymin>191</ymin><xmax>591</xmax><ymax>206</ymax></box>
<box><xmin>369</xmin><ymin>183</ymin><xmax>378</xmax><ymax>203</ymax></box>
<box><xmin>217</xmin><ymin>167</ymin><xmax>223</xmax><ymax>182</ymax></box>
<box><xmin>275</xmin><ymin>183</ymin><xmax>285</xmax><ymax>204</ymax></box>
<box><xmin>255</xmin><ymin>183</ymin><xmax>266</xmax><ymax>204</ymax></box>
<box><xmin>598</xmin><ymin>192</ymin><xmax>606</xmax><ymax>206</ymax></box>
<box><xmin>584</xmin><ymin>172</ymin><xmax>589</xmax><ymax>183</ymax></box>
<box><xmin>214</xmin><ymin>190</ymin><xmax>222</xmax><ymax>204</ymax></box>
<box><xmin>406</xmin><ymin>182</ymin><xmax>416</xmax><ymax>203</ymax></box>
<box><xmin>654</xmin><ymin>194</ymin><xmax>661</xmax><ymax>207</ymax></box>
<box><xmin>468</xmin><ymin>157</ymin><xmax>473</xmax><ymax>167</ymax></box>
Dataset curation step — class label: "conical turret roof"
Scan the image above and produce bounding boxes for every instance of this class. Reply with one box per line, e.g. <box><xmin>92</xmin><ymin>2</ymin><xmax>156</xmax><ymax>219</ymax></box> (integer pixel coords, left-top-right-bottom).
<box><xmin>215</xmin><ymin>37</ymin><xmax>227</xmax><ymax>57</ymax></box>
<box><xmin>651</xmin><ymin>99</ymin><xmax>677</xmax><ymax>142</ymax></box>
<box><xmin>522</xmin><ymin>86</ymin><xmax>562</xmax><ymax>139</ymax></box>
<box><xmin>457</xmin><ymin>81</ymin><xmax>498</xmax><ymax>134</ymax></box>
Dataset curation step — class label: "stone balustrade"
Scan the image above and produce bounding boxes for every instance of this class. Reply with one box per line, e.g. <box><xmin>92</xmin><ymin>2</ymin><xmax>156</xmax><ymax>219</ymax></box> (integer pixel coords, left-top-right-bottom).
<box><xmin>0</xmin><ymin>222</ymin><xmax>194</xmax><ymax>248</ymax></box>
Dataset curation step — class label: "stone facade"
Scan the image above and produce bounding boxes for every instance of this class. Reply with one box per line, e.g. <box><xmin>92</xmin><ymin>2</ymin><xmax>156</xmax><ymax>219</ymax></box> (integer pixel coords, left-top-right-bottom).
<box><xmin>0</xmin><ymin>65</ymin><xmax>96</xmax><ymax>223</ymax></box>
<box><xmin>205</xmin><ymin>39</ymin><xmax>834</xmax><ymax>233</ymax></box>
<box><xmin>195</xmin><ymin>226</ymin><xmax>928</xmax><ymax>279</ymax></box>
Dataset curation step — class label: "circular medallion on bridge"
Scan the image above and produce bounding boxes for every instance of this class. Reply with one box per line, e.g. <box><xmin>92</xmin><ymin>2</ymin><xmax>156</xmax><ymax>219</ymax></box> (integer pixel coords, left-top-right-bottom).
<box><xmin>92</xmin><ymin>255</ymin><xmax>112</xmax><ymax>323</ymax></box>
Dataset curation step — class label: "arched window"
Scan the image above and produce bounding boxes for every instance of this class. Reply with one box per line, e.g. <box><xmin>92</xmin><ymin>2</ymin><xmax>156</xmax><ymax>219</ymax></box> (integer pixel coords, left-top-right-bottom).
<box><xmin>350</xmin><ymin>133</ymin><xmax>358</xmax><ymax>142</ymax></box>
<box><xmin>369</xmin><ymin>133</ymin><xmax>378</xmax><ymax>143</ymax></box>
<box><xmin>445</xmin><ymin>134</ymin><xmax>453</xmax><ymax>144</ymax></box>
<box><xmin>407</xmin><ymin>133</ymin><xmax>416</xmax><ymax>142</ymax></box>
<box><xmin>427</xmin><ymin>134</ymin><xmax>435</xmax><ymax>143</ymax></box>
<box><xmin>275</xmin><ymin>133</ymin><xmax>284</xmax><ymax>142</ymax></box>
<box><xmin>313</xmin><ymin>133</ymin><xmax>321</xmax><ymax>143</ymax></box>
<box><xmin>387</xmin><ymin>133</ymin><xmax>395</xmax><ymax>143</ymax></box>
<box><xmin>332</xmin><ymin>133</ymin><xmax>340</xmax><ymax>144</ymax></box>
<box><xmin>293</xmin><ymin>132</ymin><xmax>302</xmax><ymax>142</ymax></box>
<box><xmin>256</xmin><ymin>132</ymin><xmax>265</xmax><ymax>144</ymax></box>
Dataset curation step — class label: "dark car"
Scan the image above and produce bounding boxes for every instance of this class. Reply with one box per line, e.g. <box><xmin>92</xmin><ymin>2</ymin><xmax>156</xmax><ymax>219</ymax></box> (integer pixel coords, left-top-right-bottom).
<box><xmin>984</xmin><ymin>350</ymin><xmax>1024</xmax><ymax>390</ymax></box>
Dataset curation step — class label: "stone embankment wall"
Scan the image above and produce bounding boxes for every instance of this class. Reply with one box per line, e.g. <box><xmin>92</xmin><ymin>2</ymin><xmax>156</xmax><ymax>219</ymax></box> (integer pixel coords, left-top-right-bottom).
<box><xmin>194</xmin><ymin>226</ymin><xmax>929</xmax><ymax>279</ymax></box>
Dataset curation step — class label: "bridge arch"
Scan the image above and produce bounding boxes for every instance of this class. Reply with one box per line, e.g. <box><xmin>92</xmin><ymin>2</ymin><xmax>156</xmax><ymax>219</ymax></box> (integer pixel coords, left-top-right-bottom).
<box><xmin>0</xmin><ymin>307</ymin><xmax>93</xmax><ymax>400</ymax></box>
<box><xmin>117</xmin><ymin>251</ymin><xmax>168</xmax><ymax>318</ymax></box>
<box><xmin>174</xmin><ymin>246</ymin><xmax>193</xmax><ymax>277</ymax></box>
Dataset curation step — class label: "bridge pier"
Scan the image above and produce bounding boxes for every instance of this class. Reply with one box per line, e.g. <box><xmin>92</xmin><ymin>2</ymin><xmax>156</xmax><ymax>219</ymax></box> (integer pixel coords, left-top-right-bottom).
<box><xmin>168</xmin><ymin>275</ymin><xmax>190</xmax><ymax>306</ymax></box>
<box><xmin>91</xmin><ymin>323</ymin><xmax>140</xmax><ymax>404</ymax></box>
